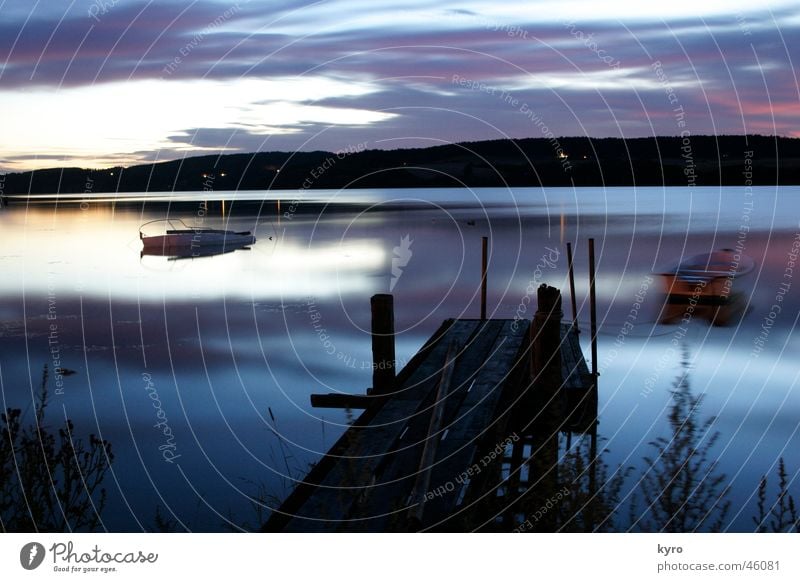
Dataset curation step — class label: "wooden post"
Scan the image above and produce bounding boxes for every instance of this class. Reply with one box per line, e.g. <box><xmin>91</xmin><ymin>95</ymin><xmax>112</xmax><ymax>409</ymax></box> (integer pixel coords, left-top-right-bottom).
<box><xmin>527</xmin><ymin>284</ymin><xmax>563</xmax><ymax>531</ymax></box>
<box><xmin>588</xmin><ymin>422</ymin><xmax>598</xmax><ymax>531</ymax></box>
<box><xmin>480</xmin><ymin>236</ymin><xmax>488</xmax><ymax>320</ymax></box>
<box><xmin>371</xmin><ymin>294</ymin><xmax>396</xmax><ymax>395</ymax></box>
<box><xmin>505</xmin><ymin>436</ymin><xmax>526</xmax><ymax>527</ymax></box>
<box><xmin>587</xmin><ymin>238</ymin><xmax>599</xmax><ymax>531</ymax></box>
<box><xmin>588</xmin><ymin>239</ymin><xmax>598</xmax><ymax>379</ymax></box>
<box><xmin>531</xmin><ymin>284</ymin><xmax>563</xmax><ymax>390</ymax></box>
<box><xmin>566</xmin><ymin>242</ymin><xmax>579</xmax><ymax>332</ymax></box>
<box><xmin>310</xmin><ymin>393</ymin><xmax>371</xmax><ymax>409</ymax></box>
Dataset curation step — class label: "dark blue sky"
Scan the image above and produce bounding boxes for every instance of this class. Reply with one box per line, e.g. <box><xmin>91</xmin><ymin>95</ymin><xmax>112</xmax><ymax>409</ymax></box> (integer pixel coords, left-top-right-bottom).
<box><xmin>1</xmin><ymin>0</ymin><xmax>798</xmax><ymax>171</ymax></box>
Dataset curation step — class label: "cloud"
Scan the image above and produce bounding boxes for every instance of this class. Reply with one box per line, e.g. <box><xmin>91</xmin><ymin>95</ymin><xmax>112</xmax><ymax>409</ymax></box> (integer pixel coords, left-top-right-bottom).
<box><xmin>0</xmin><ymin>75</ymin><xmax>400</xmax><ymax>170</ymax></box>
<box><xmin>1</xmin><ymin>1</ymin><xmax>799</xmax><ymax>170</ymax></box>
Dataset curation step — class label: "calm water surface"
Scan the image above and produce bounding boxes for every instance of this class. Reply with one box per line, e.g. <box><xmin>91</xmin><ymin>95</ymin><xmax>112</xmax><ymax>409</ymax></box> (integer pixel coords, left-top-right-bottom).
<box><xmin>1</xmin><ymin>186</ymin><xmax>798</xmax><ymax>531</ymax></box>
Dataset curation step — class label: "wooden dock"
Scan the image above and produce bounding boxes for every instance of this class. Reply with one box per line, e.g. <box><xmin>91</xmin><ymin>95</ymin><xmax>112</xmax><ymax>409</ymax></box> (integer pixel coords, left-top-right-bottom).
<box><xmin>264</xmin><ymin>285</ymin><xmax>597</xmax><ymax>532</ymax></box>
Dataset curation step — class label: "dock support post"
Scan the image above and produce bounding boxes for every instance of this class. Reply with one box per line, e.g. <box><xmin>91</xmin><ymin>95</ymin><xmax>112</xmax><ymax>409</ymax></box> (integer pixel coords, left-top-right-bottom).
<box><xmin>480</xmin><ymin>236</ymin><xmax>488</xmax><ymax>320</ymax></box>
<box><xmin>587</xmin><ymin>238</ymin><xmax>599</xmax><ymax>530</ymax></box>
<box><xmin>588</xmin><ymin>239</ymin><xmax>598</xmax><ymax>379</ymax></box>
<box><xmin>526</xmin><ymin>285</ymin><xmax>563</xmax><ymax>531</ymax></box>
<box><xmin>371</xmin><ymin>294</ymin><xmax>396</xmax><ymax>395</ymax></box>
<box><xmin>567</xmin><ymin>242</ymin><xmax>579</xmax><ymax>332</ymax></box>
<box><xmin>531</xmin><ymin>284</ymin><xmax>563</xmax><ymax>389</ymax></box>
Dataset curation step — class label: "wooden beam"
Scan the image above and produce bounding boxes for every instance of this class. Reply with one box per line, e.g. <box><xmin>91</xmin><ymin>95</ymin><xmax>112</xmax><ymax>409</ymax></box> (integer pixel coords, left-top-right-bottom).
<box><xmin>588</xmin><ymin>238</ymin><xmax>598</xmax><ymax>379</ymax></box>
<box><xmin>371</xmin><ymin>294</ymin><xmax>396</xmax><ymax>395</ymax></box>
<box><xmin>480</xmin><ymin>236</ymin><xmax>488</xmax><ymax>320</ymax></box>
<box><xmin>408</xmin><ymin>340</ymin><xmax>459</xmax><ymax>525</ymax></box>
<box><xmin>531</xmin><ymin>284</ymin><xmax>563</xmax><ymax>392</ymax></box>
<box><xmin>310</xmin><ymin>393</ymin><xmax>374</xmax><ymax>409</ymax></box>
<box><xmin>567</xmin><ymin>241</ymin><xmax>579</xmax><ymax>332</ymax></box>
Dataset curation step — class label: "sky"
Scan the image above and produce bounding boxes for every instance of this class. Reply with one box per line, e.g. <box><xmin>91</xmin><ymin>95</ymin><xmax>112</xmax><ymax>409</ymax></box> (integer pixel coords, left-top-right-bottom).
<box><xmin>0</xmin><ymin>0</ymin><xmax>798</xmax><ymax>172</ymax></box>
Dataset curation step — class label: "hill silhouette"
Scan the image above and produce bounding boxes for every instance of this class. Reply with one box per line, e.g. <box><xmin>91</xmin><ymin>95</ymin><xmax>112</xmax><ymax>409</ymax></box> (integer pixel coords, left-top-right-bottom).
<box><xmin>2</xmin><ymin>135</ymin><xmax>798</xmax><ymax>195</ymax></box>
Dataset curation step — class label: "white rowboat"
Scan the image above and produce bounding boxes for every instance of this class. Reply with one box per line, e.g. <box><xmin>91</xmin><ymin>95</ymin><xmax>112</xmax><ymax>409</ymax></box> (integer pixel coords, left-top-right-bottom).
<box><xmin>139</xmin><ymin>218</ymin><xmax>256</xmax><ymax>251</ymax></box>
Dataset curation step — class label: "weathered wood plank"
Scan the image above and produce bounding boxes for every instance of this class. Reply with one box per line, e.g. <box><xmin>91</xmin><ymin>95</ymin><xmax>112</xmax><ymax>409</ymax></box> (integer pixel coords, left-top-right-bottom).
<box><xmin>271</xmin><ymin>317</ymin><xmax>593</xmax><ymax>532</ymax></box>
<box><xmin>281</xmin><ymin>319</ymin><xmax>481</xmax><ymax>530</ymax></box>
<box><xmin>420</xmin><ymin>320</ymin><xmax>530</xmax><ymax>528</ymax></box>
<box><xmin>309</xmin><ymin>393</ymin><xmax>374</xmax><ymax>409</ymax></box>
<box><xmin>408</xmin><ymin>340</ymin><xmax>460</xmax><ymax>522</ymax></box>
<box><xmin>263</xmin><ymin>318</ymin><xmax>456</xmax><ymax>532</ymax></box>
<box><xmin>353</xmin><ymin>320</ymin><xmax>508</xmax><ymax>531</ymax></box>
<box><xmin>561</xmin><ymin>324</ymin><xmax>591</xmax><ymax>390</ymax></box>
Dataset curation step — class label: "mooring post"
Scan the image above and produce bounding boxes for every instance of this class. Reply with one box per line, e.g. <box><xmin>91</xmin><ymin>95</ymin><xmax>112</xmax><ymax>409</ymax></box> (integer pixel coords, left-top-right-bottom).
<box><xmin>371</xmin><ymin>294</ymin><xmax>396</xmax><ymax>395</ymax></box>
<box><xmin>527</xmin><ymin>284</ymin><xmax>564</xmax><ymax>531</ymax></box>
<box><xmin>588</xmin><ymin>422</ymin><xmax>598</xmax><ymax>530</ymax></box>
<box><xmin>588</xmin><ymin>239</ymin><xmax>598</xmax><ymax>379</ymax></box>
<box><xmin>587</xmin><ymin>238</ymin><xmax>599</xmax><ymax>530</ymax></box>
<box><xmin>531</xmin><ymin>284</ymin><xmax>563</xmax><ymax>390</ymax></box>
<box><xmin>566</xmin><ymin>242</ymin><xmax>579</xmax><ymax>332</ymax></box>
<box><xmin>480</xmin><ymin>236</ymin><xmax>488</xmax><ymax>320</ymax></box>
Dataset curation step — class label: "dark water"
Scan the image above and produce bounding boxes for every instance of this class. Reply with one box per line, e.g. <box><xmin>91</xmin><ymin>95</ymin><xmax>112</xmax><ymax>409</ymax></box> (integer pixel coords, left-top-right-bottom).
<box><xmin>1</xmin><ymin>186</ymin><xmax>798</xmax><ymax>531</ymax></box>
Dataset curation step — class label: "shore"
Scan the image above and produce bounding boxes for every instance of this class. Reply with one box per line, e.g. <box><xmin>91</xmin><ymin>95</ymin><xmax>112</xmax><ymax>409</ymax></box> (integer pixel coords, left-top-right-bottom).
<box><xmin>2</xmin><ymin>135</ymin><xmax>799</xmax><ymax>195</ymax></box>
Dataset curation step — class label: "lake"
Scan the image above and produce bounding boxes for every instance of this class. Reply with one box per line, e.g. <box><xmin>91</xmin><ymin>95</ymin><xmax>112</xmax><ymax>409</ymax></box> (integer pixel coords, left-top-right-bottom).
<box><xmin>1</xmin><ymin>186</ymin><xmax>798</xmax><ymax>531</ymax></box>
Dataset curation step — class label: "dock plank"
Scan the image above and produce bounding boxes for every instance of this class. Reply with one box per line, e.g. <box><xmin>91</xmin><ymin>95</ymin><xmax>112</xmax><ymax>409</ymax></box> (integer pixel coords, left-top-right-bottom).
<box><xmin>420</xmin><ymin>320</ymin><xmax>530</xmax><ymax>528</ymax></box>
<box><xmin>345</xmin><ymin>320</ymin><xmax>509</xmax><ymax>531</ymax></box>
<box><xmin>281</xmin><ymin>319</ymin><xmax>481</xmax><ymax>530</ymax></box>
<box><xmin>270</xmin><ymin>318</ymin><xmax>594</xmax><ymax>532</ymax></box>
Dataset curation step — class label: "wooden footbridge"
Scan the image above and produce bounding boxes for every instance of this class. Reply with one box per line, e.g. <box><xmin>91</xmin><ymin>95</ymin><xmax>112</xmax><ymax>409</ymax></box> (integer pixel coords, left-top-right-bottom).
<box><xmin>264</xmin><ymin>241</ymin><xmax>600</xmax><ymax>532</ymax></box>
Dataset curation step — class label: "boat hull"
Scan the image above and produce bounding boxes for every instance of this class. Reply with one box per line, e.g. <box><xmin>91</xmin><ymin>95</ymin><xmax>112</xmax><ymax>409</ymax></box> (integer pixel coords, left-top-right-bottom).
<box><xmin>141</xmin><ymin>231</ymin><xmax>256</xmax><ymax>249</ymax></box>
<box><xmin>655</xmin><ymin>249</ymin><xmax>754</xmax><ymax>326</ymax></box>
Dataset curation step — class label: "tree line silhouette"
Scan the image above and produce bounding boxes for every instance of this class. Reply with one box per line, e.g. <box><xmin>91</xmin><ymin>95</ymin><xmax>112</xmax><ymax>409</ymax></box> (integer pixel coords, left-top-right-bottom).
<box><xmin>2</xmin><ymin>135</ymin><xmax>800</xmax><ymax>196</ymax></box>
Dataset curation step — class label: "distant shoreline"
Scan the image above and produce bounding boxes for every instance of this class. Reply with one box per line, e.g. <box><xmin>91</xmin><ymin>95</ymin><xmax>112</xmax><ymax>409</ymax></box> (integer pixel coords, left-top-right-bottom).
<box><xmin>2</xmin><ymin>134</ymin><xmax>799</xmax><ymax>195</ymax></box>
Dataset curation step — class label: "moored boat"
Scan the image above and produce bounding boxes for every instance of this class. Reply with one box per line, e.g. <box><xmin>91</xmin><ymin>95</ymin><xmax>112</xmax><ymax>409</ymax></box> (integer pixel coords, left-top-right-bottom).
<box><xmin>657</xmin><ymin>248</ymin><xmax>754</xmax><ymax>302</ymax></box>
<box><xmin>656</xmin><ymin>248</ymin><xmax>754</xmax><ymax>325</ymax></box>
<box><xmin>139</xmin><ymin>219</ymin><xmax>256</xmax><ymax>252</ymax></box>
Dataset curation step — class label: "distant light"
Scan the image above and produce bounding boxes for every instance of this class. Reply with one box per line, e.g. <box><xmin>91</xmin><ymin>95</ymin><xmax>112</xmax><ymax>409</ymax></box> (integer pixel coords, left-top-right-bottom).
<box><xmin>220</xmin><ymin>172</ymin><xmax>227</xmax><ymax>177</ymax></box>
<box><xmin>558</xmin><ymin>152</ymin><xmax>569</xmax><ymax>159</ymax></box>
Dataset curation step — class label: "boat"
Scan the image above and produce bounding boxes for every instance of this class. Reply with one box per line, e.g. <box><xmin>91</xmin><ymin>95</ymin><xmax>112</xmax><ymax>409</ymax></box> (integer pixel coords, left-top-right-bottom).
<box><xmin>657</xmin><ymin>248</ymin><xmax>754</xmax><ymax>299</ymax></box>
<box><xmin>139</xmin><ymin>219</ymin><xmax>256</xmax><ymax>257</ymax></box>
<box><xmin>656</xmin><ymin>248</ymin><xmax>754</xmax><ymax>325</ymax></box>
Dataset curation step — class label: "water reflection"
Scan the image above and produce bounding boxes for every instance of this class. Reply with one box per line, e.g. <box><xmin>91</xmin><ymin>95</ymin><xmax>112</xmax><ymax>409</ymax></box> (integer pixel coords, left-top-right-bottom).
<box><xmin>0</xmin><ymin>205</ymin><xmax>387</xmax><ymax>300</ymax></box>
<box><xmin>1</xmin><ymin>187</ymin><xmax>799</xmax><ymax>531</ymax></box>
<box><xmin>658</xmin><ymin>291</ymin><xmax>749</xmax><ymax>326</ymax></box>
<box><xmin>141</xmin><ymin>242</ymin><xmax>255</xmax><ymax>261</ymax></box>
